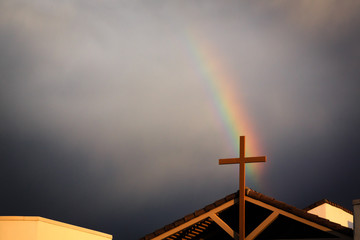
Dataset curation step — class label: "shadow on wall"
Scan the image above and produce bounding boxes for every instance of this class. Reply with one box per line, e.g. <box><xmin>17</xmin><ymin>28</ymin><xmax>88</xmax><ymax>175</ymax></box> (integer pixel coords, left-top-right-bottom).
<box><xmin>348</xmin><ymin>221</ymin><xmax>353</xmax><ymax>229</ymax></box>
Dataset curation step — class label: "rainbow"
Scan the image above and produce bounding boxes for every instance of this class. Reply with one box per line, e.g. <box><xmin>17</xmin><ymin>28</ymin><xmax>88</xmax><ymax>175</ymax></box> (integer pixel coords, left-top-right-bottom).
<box><xmin>186</xmin><ymin>31</ymin><xmax>265</xmax><ymax>185</ymax></box>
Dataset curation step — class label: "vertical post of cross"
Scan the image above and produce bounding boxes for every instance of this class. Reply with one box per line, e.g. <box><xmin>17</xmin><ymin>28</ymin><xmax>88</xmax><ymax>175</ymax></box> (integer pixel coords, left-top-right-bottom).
<box><xmin>239</xmin><ymin>136</ymin><xmax>245</xmax><ymax>240</ymax></box>
<box><xmin>219</xmin><ymin>136</ymin><xmax>266</xmax><ymax>240</ymax></box>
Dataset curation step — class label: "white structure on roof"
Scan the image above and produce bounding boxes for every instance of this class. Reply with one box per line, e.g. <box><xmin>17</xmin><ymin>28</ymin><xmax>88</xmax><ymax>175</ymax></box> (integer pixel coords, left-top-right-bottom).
<box><xmin>306</xmin><ymin>200</ymin><xmax>353</xmax><ymax>229</ymax></box>
<box><xmin>0</xmin><ymin>216</ymin><xmax>112</xmax><ymax>240</ymax></box>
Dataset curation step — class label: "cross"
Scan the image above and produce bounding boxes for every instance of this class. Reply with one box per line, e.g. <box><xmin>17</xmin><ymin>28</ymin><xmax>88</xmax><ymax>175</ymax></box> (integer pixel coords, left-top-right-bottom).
<box><xmin>219</xmin><ymin>136</ymin><xmax>266</xmax><ymax>240</ymax></box>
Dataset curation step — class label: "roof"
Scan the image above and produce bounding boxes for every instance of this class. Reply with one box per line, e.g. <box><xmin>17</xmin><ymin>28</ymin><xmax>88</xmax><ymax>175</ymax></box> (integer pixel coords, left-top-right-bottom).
<box><xmin>304</xmin><ymin>199</ymin><xmax>353</xmax><ymax>215</ymax></box>
<box><xmin>140</xmin><ymin>188</ymin><xmax>353</xmax><ymax>239</ymax></box>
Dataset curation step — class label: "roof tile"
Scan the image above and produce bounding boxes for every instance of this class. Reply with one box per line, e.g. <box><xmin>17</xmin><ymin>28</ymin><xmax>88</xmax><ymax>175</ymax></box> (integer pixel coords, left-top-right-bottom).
<box><xmin>194</xmin><ymin>209</ymin><xmax>206</xmax><ymax>216</ymax></box>
<box><xmin>204</xmin><ymin>204</ymin><xmax>215</xmax><ymax>212</ymax></box>
<box><xmin>184</xmin><ymin>213</ymin><xmax>194</xmax><ymax>221</ymax></box>
<box><xmin>214</xmin><ymin>198</ymin><xmax>226</xmax><ymax>206</ymax></box>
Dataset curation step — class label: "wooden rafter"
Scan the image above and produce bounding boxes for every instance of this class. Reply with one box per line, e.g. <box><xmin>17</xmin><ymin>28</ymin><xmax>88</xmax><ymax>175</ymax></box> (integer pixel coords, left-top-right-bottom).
<box><xmin>245</xmin><ymin>211</ymin><xmax>279</xmax><ymax>240</ymax></box>
<box><xmin>164</xmin><ymin>218</ymin><xmax>216</xmax><ymax>240</ymax></box>
<box><xmin>209</xmin><ymin>213</ymin><xmax>239</xmax><ymax>239</ymax></box>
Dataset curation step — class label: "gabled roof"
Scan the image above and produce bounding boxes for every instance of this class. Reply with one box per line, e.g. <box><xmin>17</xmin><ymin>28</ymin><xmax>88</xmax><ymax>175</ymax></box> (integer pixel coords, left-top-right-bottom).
<box><xmin>304</xmin><ymin>199</ymin><xmax>353</xmax><ymax>215</ymax></box>
<box><xmin>140</xmin><ymin>188</ymin><xmax>353</xmax><ymax>240</ymax></box>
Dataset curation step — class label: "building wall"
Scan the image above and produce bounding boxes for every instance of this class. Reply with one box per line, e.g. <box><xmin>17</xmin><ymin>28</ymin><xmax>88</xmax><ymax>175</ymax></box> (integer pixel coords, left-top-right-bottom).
<box><xmin>0</xmin><ymin>216</ymin><xmax>112</xmax><ymax>240</ymax></box>
<box><xmin>0</xmin><ymin>218</ymin><xmax>38</xmax><ymax>240</ymax></box>
<box><xmin>307</xmin><ymin>203</ymin><xmax>353</xmax><ymax>228</ymax></box>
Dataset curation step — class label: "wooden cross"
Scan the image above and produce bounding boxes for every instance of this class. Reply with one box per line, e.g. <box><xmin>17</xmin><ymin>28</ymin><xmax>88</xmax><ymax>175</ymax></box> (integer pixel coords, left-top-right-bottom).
<box><xmin>219</xmin><ymin>136</ymin><xmax>266</xmax><ymax>240</ymax></box>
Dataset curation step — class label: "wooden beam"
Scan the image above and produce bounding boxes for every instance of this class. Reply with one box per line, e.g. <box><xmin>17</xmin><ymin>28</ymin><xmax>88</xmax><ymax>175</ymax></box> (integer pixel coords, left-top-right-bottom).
<box><xmin>245</xmin><ymin>211</ymin><xmax>279</xmax><ymax>240</ymax></box>
<box><xmin>209</xmin><ymin>213</ymin><xmax>239</xmax><ymax>239</ymax></box>
<box><xmin>201</xmin><ymin>222</ymin><xmax>209</xmax><ymax>227</ymax></box>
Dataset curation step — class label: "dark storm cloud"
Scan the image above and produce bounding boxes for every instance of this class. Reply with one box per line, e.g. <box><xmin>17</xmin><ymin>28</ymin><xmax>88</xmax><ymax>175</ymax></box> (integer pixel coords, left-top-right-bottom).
<box><xmin>1</xmin><ymin>0</ymin><xmax>360</xmax><ymax>239</ymax></box>
<box><xmin>245</xmin><ymin>0</ymin><xmax>360</xmax><ymax>210</ymax></box>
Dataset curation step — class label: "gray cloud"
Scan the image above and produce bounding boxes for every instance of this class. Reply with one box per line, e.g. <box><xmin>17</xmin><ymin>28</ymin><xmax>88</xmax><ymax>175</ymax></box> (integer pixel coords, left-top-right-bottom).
<box><xmin>1</xmin><ymin>1</ymin><xmax>360</xmax><ymax>239</ymax></box>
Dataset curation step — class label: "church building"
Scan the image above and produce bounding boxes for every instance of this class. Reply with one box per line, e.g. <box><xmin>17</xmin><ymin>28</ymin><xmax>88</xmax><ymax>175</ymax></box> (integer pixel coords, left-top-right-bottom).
<box><xmin>140</xmin><ymin>188</ymin><xmax>354</xmax><ymax>240</ymax></box>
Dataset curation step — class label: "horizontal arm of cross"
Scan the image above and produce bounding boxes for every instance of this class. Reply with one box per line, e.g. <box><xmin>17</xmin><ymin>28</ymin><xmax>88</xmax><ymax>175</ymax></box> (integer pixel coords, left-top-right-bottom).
<box><xmin>244</xmin><ymin>156</ymin><xmax>266</xmax><ymax>163</ymax></box>
<box><xmin>219</xmin><ymin>158</ymin><xmax>241</xmax><ymax>165</ymax></box>
<box><xmin>219</xmin><ymin>156</ymin><xmax>266</xmax><ymax>165</ymax></box>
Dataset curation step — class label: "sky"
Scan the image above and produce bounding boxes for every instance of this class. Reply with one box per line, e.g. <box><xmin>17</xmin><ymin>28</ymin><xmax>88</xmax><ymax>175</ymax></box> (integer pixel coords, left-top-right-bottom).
<box><xmin>1</xmin><ymin>0</ymin><xmax>360</xmax><ymax>239</ymax></box>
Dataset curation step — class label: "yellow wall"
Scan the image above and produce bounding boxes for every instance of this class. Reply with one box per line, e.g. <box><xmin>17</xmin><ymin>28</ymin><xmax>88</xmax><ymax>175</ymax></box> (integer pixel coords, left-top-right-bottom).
<box><xmin>307</xmin><ymin>203</ymin><xmax>353</xmax><ymax>229</ymax></box>
<box><xmin>0</xmin><ymin>216</ymin><xmax>112</xmax><ymax>240</ymax></box>
<box><xmin>0</xmin><ymin>218</ymin><xmax>38</xmax><ymax>240</ymax></box>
